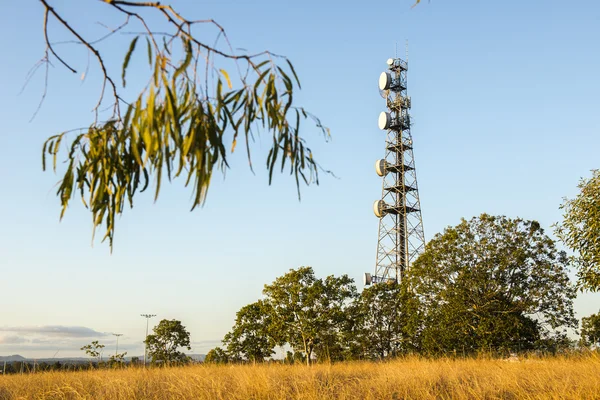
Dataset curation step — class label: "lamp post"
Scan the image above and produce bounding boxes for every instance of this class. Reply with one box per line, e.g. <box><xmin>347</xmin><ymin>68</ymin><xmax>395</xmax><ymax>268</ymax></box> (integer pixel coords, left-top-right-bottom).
<box><xmin>140</xmin><ymin>314</ymin><xmax>156</xmax><ymax>367</ymax></box>
<box><xmin>112</xmin><ymin>333</ymin><xmax>123</xmax><ymax>356</ymax></box>
<box><xmin>112</xmin><ymin>333</ymin><xmax>123</xmax><ymax>365</ymax></box>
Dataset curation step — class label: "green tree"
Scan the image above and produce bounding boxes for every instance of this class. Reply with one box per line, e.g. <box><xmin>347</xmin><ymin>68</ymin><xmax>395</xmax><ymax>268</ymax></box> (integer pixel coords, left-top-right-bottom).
<box><xmin>262</xmin><ymin>267</ymin><xmax>357</xmax><ymax>365</ymax></box>
<box><xmin>145</xmin><ymin>319</ymin><xmax>191</xmax><ymax>365</ymax></box>
<box><xmin>80</xmin><ymin>340</ymin><xmax>105</xmax><ymax>364</ymax></box>
<box><xmin>409</xmin><ymin>214</ymin><xmax>577</xmax><ymax>355</ymax></box>
<box><xmin>581</xmin><ymin>312</ymin><xmax>600</xmax><ymax>348</ymax></box>
<box><xmin>36</xmin><ymin>1</ymin><xmax>328</xmax><ymax>250</ymax></box>
<box><xmin>204</xmin><ymin>347</ymin><xmax>229</xmax><ymax>364</ymax></box>
<box><xmin>556</xmin><ymin>170</ymin><xmax>600</xmax><ymax>291</ymax></box>
<box><xmin>284</xmin><ymin>350</ymin><xmax>295</xmax><ymax>364</ymax></box>
<box><xmin>351</xmin><ymin>281</ymin><xmax>420</xmax><ymax>360</ymax></box>
<box><xmin>223</xmin><ymin>300</ymin><xmax>275</xmax><ymax>363</ymax></box>
<box><xmin>11</xmin><ymin>362</ymin><xmax>23</xmax><ymax>374</ymax></box>
<box><xmin>109</xmin><ymin>351</ymin><xmax>128</xmax><ymax>368</ymax></box>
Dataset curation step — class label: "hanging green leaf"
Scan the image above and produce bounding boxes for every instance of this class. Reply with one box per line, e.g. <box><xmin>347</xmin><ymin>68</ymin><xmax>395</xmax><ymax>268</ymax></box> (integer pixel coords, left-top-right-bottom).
<box><xmin>220</xmin><ymin>69</ymin><xmax>232</xmax><ymax>89</ymax></box>
<box><xmin>122</xmin><ymin>36</ymin><xmax>139</xmax><ymax>87</ymax></box>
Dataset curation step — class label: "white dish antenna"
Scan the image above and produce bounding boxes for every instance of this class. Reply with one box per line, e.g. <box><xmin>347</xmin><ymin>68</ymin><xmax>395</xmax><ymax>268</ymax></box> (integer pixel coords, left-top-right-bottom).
<box><xmin>378</xmin><ymin>72</ymin><xmax>392</xmax><ymax>91</ymax></box>
<box><xmin>386</xmin><ymin>58</ymin><xmax>394</xmax><ymax>66</ymax></box>
<box><xmin>373</xmin><ymin>200</ymin><xmax>387</xmax><ymax>218</ymax></box>
<box><xmin>364</xmin><ymin>272</ymin><xmax>373</xmax><ymax>286</ymax></box>
<box><xmin>375</xmin><ymin>159</ymin><xmax>388</xmax><ymax>177</ymax></box>
<box><xmin>378</xmin><ymin>111</ymin><xmax>391</xmax><ymax>130</ymax></box>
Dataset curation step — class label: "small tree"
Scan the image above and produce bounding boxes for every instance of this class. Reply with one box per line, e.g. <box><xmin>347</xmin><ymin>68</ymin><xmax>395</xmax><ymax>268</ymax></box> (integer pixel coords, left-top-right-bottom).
<box><xmin>581</xmin><ymin>312</ymin><xmax>600</xmax><ymax>348</ymax></box>
<box><xmin>145</xmin><ymin>319</ymin><xmax>191</xmax><ymax>365</ymax></box>
<box><xmin>262</xmin><ymin>267</ymin><xmax>357</xmax><ymax>365</ymax></box>
<box><xmin>204</xmin><ymin>347</ymin><xmax>229</xmax><ymax>364</ymax></box>
<box><xmin>351</xmin><ymin>281</ymin><xmax>420</xmax><ymax>360</ymax></box>
<box><xmin>556</xmin><ymin>170</ymin><xmax>600</xmax><ymax>291</ymax></box>
<box><xmin>109</xmin><ymin>351</ymin><xmax>128</xmax><ymax>368</ymax></box>
<box><xmin>80</xmin><ymin>340</ymin><xmax>105</xmax><ymax>365</ymax></box>
<box><xmin>223</xmin><ymin>300</ymin><xmax>275</xmax><ymax>363</ymax></box>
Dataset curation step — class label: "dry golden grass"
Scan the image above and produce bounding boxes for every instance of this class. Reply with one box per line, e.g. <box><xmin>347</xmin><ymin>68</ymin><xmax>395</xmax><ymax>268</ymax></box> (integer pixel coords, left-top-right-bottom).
<box><xmin>2</xmin><ymin>355</ymin><xmax>600</xmax><ymax>399</ymax></box>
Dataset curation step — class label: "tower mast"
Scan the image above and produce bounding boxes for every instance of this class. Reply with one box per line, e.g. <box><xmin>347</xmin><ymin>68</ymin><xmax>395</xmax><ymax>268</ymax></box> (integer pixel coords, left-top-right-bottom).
<box><xmin>366</xmin><ymin>57</ymin><xmax>425</xmax><ymax>285</ymax></box>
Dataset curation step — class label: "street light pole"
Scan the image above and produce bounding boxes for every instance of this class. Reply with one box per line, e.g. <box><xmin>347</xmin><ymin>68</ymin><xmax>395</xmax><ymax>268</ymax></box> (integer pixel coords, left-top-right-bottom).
<box><xmin>112</xmin><ymin>333</ymin><xmax>123</xmax><ymax>357</ymax></box>
<box><xmin>140</xmin><ymin>314</ymin><xmax>156</xmax><ymax>367</ymax></box>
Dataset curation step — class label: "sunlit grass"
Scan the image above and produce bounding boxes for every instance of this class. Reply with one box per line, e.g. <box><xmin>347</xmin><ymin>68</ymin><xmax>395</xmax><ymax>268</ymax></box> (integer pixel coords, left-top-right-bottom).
<box><xmin>1</xmin><ymin>355</ymin><xmax>600</xmax><ymax>399</ymax></box>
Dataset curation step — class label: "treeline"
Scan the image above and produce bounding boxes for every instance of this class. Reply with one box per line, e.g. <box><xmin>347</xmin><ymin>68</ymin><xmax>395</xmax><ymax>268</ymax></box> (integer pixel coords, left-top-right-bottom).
<box><xmin>0</xmin><ymin>360</ymin><xmax>126</xmax><ymax>375</ymax></box>
<box><xmin>0</xmin><ymin>358</ymin><xmax>157</xmax><ymax>375</ymax></box>
<box><xmin>2</xmin><ymin>361</ymin><xmax>65</xmax><ymax>374</ymax></box>
<box><xmin>206</xmin><ymin>214</ymin><xmax>596</xmax><ymax>365</ymax></box>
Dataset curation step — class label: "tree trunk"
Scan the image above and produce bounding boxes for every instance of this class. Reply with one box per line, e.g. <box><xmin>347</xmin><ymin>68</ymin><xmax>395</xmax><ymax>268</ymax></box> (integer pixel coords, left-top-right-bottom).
<box><xmin>303</xmin><ymin>340</ymin><xmax>310</xmax><ymax>366</ymax></box>
<box><xmin>306</xmin><ymin>341</ymin><xmax>313</xmax><ymax>366</ymax></box>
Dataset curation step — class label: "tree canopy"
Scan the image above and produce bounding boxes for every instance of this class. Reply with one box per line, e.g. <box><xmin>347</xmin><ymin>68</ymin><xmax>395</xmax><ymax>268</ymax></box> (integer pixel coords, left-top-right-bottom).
<box><xmin>219</xmin><ymin>267</ymin><xmax>357</xmax><ymax>365</ymax></box>
<box><xmin>217</xmin><ymin>236</ymin><xmax>580</xmax><ymax>364</ymax></box>
<box><xmin>409</xmin><ymin>214</ymin><xmax>577</xmax><ymax>354</ymax></box>
<box><xmin>145</xmin><ymin>319</ymin><xmax>192</xmax><ymax>364</ymax></box>
<box><xmin>223</xmin><ymin>300</ymin><xmax>276</xmax><ymax>363</ymax></box>
<box><xmin>349</xmin><ymin>281</ymin><xmax>420</xmax><ymax>360</ymax></box>
<box><xmin>556</xmin><ymin>170</ymin><xmax>600</xmax><ymax>292</ymax></box>
<box><xmin>204</xmin><ymin>347</ymin><xmax>229</xmax><ymax>364</ymax></box>
<box><xmin>36</xmin><ymin>0</ymin><xmax>328</xmax><ymax>249</ymax></box>
<box><xmin>581</xmin><ymin>311</ymin><xmax>600</xmax><ymax>348</ymax></box>
<box><xmin>262</xmin><ymin>267</ymin><xmax>357</xmax><ymax>365</ymax></box>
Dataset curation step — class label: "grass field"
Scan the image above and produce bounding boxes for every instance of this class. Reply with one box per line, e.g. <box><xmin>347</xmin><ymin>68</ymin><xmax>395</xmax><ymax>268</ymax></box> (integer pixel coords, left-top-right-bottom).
<box><xmin>2</xmin><ymin>355</ymin><xmax>600</xmax><ymax>399</ymax></box>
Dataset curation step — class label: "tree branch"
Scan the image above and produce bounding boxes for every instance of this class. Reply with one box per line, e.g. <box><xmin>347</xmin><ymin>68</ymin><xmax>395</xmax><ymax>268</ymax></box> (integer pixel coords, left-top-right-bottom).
<box><xmin>43</xmin><ymin>7</ymin><xmax>76</xmax><ymax>73</ymax></box>
<box><xmin>40</xmin><ymin>0</ymin><xmax>122</xmax><ymax>119</ymax></box>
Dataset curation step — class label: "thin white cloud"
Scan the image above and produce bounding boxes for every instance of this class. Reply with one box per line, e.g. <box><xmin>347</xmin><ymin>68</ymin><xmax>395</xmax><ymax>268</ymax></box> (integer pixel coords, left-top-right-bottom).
<box><xmin>0</xmin><ymin>326</ymin><xmax>109</xmax><ymax>338</ymax></box>
<box><xmin>0</xmin><ymin>335</ymin><xmax>27</xmax><ymax>345</ymax></box>
<box><xmin>0</xmin><ymin>326</ymin><xmax>217</xmax><ymax>358</ymax></box>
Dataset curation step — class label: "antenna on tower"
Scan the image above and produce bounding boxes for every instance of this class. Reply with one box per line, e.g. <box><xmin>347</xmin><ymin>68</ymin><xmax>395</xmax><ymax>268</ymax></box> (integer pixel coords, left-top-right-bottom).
<box><xmin>406</xmin><ymin>40</ymin><xmax>409</xmax><ymax>64</ymax></box>
<box><xmin>365</xmin><ymin>53</ymin><xmax>425</xmax><ymax>286</ymax></box>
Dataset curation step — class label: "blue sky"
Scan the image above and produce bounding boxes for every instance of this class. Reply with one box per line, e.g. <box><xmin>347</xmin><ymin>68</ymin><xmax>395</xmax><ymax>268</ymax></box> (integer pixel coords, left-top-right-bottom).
<box><xmin>0</xmin><ymin>0</ymin><xmax>599</xmax><ymax>358</ymax></box>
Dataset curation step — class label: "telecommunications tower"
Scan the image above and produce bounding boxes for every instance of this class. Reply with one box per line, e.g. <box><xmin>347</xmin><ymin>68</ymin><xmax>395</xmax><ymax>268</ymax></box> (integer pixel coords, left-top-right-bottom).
<box><xmin>364</xmin><ymin>57</ymin><xmax>425</xmax><ymax>285</ymax></box>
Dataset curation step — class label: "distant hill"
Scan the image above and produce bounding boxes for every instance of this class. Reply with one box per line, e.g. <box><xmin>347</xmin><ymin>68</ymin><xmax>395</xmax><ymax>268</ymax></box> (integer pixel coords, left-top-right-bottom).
<box><xmin>0</xmin><ymin>355</ymin><xmax>26</xmax><ymax>362</ymax></box>
<box><xmin>189</xmin><ymin>354</ymin><xmax>206</xmax><ymax>362</ymax></box>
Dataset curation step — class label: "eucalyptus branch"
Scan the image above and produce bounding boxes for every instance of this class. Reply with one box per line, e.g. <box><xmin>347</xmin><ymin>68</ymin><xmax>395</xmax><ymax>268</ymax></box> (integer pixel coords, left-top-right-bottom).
<box><xmin>43</xmin><ymin>7</ymin><xmax>76</xmax><ymax>73</ymax></box>
<box><xmin>51</xmin><ymin>15</ymin><xmax>131</xmax><ymax>47</ymax></box>
<box><xmin>37</xmin><ymin>0</ymin><xmax>329</xmax><ymax>250</ymax></box>
<box><xmin>40</xmin><ymin>0</ymin><xmax>123</xmax><ymax>120</ymax></box>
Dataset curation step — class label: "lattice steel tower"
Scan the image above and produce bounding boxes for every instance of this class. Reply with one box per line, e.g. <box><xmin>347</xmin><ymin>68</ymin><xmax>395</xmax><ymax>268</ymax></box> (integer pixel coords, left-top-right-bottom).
<box><xmin>364</xmin><ymin>57</ymin><xmax>425</xmax><ymax>285</ymax></box>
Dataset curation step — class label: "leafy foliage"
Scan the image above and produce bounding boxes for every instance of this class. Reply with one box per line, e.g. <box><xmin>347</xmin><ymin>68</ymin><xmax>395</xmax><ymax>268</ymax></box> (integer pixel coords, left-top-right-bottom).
<box><xmin>38</xmin><ymin>1</ymin><xmax>329</xmax><ymax>250</ymax></box>
<box><xmin>80</xmin><ymin>340</ymin><xmax>105</xmax><ymax>363</ymax></box>
<box><xmin>350</xmin><ymin>281</ymin><xmax>420</xmax><ymax>360</ymax></box>
<box><xmin>581</xmin><ymin>312</ymin><xmax>600</xmax><ymax>348</ymax></box>
<box><xmin>556</xmin><ymin>170</ymin><xmax>600</xmax><ymax>291</ymax></box>
<box><xmin>218</xmin><ymin>214</ymin><xmax>580</xmax><ymax>362</ymax></box>
<box><xmin>261</xmin><ymin>267</ymin><xmax>357</xmax><ymax>365</ymax></box>
<box><xmin>409</xmin><ymin>214</ymin><xmax>578</xmax><ymax>354</ymax></box>
<box><xmin>109</xmin><ymin>352</ymin><xmax>128</xmax><ymax>368</ymax></box>
<box><xmin>145</xmin><ymin>319</ymin><xmax>192</xmax><ymax>365</ymax></box>
<box><xmin>223</xmin><ymin>300</ymin><xmax>276</xmax><ymax>363</ymax></box>
<box><xmin>204</xmin><ymin>347</ymin><xmax>229</xmax><ymax>364</ymax></box>
<box><xmin>220</xmin><ymin>267</ymin><xmax>357</xmax><ymax>365</ymax></box>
